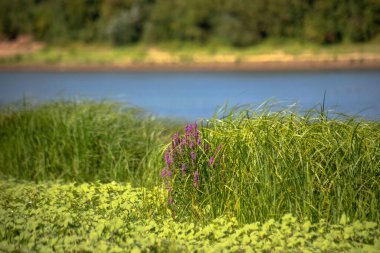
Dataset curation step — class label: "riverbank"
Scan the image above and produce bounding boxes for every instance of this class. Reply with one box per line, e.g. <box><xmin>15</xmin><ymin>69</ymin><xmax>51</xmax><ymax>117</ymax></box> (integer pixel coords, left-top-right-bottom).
<box><xmin>1</xmin><ymin>40</ymin><xmax>380</xmax><ymax>72</ymax></box>
<box><xmin>1</xmin><ymin>60</ymin><xmax>380</xmax><ymax>72</ymax></box>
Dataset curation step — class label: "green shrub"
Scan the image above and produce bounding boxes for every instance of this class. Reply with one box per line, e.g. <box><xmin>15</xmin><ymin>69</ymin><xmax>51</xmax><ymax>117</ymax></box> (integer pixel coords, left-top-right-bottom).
<box><xmin>106</xmin><ymin>7</ymin><xmax>144</xmax><ymax>46</ymax></box>
<box><xmin>0</xmin><ymin>0</ymin><xmax>33</xmax><ymax>40</ymax></box>
<box><xmin>213</xmin><ymin>14</ymin><xmax>262</xmax><ymax>47</ymax></box>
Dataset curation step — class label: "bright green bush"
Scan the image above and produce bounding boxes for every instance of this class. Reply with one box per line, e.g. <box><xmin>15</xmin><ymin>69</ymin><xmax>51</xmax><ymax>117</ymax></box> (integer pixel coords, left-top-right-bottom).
<box><xmin>162</xmin><ymin>104</ymin><xmax>380</xmax><ymax>224</ymax></box>
<box><xmin>1</xmin><ymin>180</ymin><xmax>379</xmax><ymax>253</ymax></box>
<box><xmin>0</xmin><ymin>101</ymin><xmax>174</xmax><ymax>186</ymax></box>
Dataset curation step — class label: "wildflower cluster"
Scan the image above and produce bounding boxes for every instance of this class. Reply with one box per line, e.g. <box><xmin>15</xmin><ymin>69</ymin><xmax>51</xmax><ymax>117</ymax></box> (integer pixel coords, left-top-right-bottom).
<box><xmin>161</xmin><ymin>122</ymin><xmax>223</xmax><ymax>212</ymax></box>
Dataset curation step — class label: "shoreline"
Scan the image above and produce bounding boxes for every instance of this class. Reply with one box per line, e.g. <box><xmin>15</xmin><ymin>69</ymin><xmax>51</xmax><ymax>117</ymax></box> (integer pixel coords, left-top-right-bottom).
<box><xmin>1</xmin><ymin>59</ymin><xmax>380</xmax><ymax>72</ymax></box>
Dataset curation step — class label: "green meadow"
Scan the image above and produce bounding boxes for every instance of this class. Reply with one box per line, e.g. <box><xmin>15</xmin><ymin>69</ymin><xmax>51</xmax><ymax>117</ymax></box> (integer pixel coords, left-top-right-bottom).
<box><xmin>0</xmin><ymin>101</ymin><xmax>379</xmax><ymax>252</ymax></box>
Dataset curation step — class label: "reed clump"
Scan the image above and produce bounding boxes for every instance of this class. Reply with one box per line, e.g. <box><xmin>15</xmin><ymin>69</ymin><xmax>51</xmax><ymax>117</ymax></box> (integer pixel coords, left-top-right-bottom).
<box><xmin>0</xmin><ymin>100</ymin><xmax>174</xmax><ymax>185</ymax></box>
<box><xmin>162</xmin><ymin>105</ymin><xmax>380</xmax><ymax>224</ymax></box>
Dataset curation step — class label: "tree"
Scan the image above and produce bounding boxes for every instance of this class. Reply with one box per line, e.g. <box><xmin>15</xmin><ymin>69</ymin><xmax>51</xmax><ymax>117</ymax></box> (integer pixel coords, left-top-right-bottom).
<box><xmin>106</xmin><ymin>6</ymin><xmax>144</xmax><ymax>45</ymax></box>
<box><xmin>0</xmin><ymin>0</ymin><xmax>33</xmax><ymax>40</ymax></box>
<box><xmin>304</xmin><ymin>0</ymin><xmax>344</xmax><ymax>44</ymax></box>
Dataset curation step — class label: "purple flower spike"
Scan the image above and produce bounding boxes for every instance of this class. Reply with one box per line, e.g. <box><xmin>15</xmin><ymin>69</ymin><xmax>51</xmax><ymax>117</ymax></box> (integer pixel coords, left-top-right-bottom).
<box><xmin>169</xmin><ymin>196</ymin><xmax>174</xmax><ymax>205</ymax></box>
<box><xmin>216</xmin><ymin>144</ymin><xmax>223</xmax><ymax>152</ymax></box>
<box><xmin>165</xmin><ymin>151</ymin><xmax>171</xmax><ymax>167</ymax></box>
<box><xmin>167</xmin><ymin>169</ymin><xmax>172</xmax><ymax>177</ymax></box>
<box><xmin>185</xmin><ymin>124</ymin><xmax>192</xmax><ymax>136</ymax></box>
<box><xmin>190</xmin><ymin>141</ymin><xmax>194</xmax><ymax>149</ymax></box>
<box><xmin>197</xmin><ymin>137</ymin><xmax>201</xmax><ymax>146</ymax></box>
<box><xmin>205</xmin><ymin>144</ymin><xmax>210</xmax><ymax>152</ymax></box>
<box><xmin>191</xmin><ymin>151</ymin><xmax>196</xmax><ymax>161</ymax></box>
<box><xmin>173</xmin><ymin>133</ymin><xmax>179</xmax><ymax>146</ymax></box>
<box><xmin>182</xmin><ymin>163</ymin><xmax>186</xmax><ymax>176</ymax></box>
<box><xmin>161</xmin><ymin>168</ymin><xmax>167</xmax><ymax>178</ymax></box>
<box><xmin>194</xmin><ymin>122</ymin><xmax>199</xmax><ymax>139</ymax></box>
<box><xmin>209</xmin><ymin>156</ymin><xmax>214</xmax><ymax>167</ymax></box>
<box><xmin>194</xmin><ymin>171</ymin><xmax>199</xmax><ymax>188</ymax></box>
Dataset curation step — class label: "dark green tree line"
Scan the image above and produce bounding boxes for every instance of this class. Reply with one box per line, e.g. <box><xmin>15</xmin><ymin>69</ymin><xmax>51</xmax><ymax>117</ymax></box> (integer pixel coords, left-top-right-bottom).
<box><xmin>0</xmin><ymin>0</ymin><xmax>379</xmax><ymax>46</ymax></box>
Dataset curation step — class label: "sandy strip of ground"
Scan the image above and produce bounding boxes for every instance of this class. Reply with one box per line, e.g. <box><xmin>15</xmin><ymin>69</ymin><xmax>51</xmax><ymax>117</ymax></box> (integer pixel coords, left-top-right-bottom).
<box><xmin>0</xmin><ymin>59</ymin><xmax>380</xmax><ymax>72</ymax></box>
<box><xmin>1</xmin><ymin>39</ymin><xmax>379</xmax><ymax>72</ymax></box>
<box><xmin>0</xmin><ymin>36</ymin><xmax>43</xmax><ymax>58</ymax></box>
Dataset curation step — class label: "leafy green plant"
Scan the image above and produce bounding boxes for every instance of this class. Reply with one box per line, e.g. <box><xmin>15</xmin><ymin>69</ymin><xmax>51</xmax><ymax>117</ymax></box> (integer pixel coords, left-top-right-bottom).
<box><xmin>0</xmin><ymin>180</ymin><xmax>379</xmax><ymax>253</ymax></box>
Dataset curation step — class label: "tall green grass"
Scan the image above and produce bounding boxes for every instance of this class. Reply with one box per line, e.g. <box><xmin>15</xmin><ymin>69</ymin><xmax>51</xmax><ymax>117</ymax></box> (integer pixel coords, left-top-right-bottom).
<box><xmin>1</xmin><ymin>100</ymin><xmax>379</xmax><ymax>225</ymax></box>
<box><xmin>0</xmin><ymin>100</ymin><xmax>177</xmax><ymax>186</ymax></box>
<box><xmin>163</xmin><ymin>104</ymin><xmax>380</xmax><ymax>224</ymax></box>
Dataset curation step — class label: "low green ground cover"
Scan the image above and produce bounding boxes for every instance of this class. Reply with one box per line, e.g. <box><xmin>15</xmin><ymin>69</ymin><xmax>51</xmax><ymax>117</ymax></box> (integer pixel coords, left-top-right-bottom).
<box><xmin>0</xmin><ymin>101</ymin><xmax>379</xmax><ymax>252</ymax></box>
<box><xmin>1</xmin><ymin>180</ymin><xmax>379</xmax><ymax>253</ymax></box>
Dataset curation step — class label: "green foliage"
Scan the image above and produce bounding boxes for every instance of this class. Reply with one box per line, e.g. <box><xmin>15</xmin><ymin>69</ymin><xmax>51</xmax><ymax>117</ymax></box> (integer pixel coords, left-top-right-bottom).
<box><xmin>1</xmin><ymin>0</ymin><xmax>379</xmax><ymax>46</ymax></box>
<box><xmin>163</xmin><ymin>103</ymin><xmax>380</xmax><ymax>224</ymax></box>
<box><xmin>0</xmin><ymin>101</ymin><xmax>175</xmax><ymax>186</ymax></box>
<box><xmin>1</xmin><ymin>180</ymin><xmax>379</xmax><ymax>252</ymax></box>
<box><xmin>31</xmin><ymin>0</ymin><xmax>103</xmax><ymax>43</ymax></box>
<box><xmin>0</xmin><ymin>101</ymin><xmax>379</xmax><ymax>251</ymax></box>
<box><xmin>143</xmin><ymin>0</ymin><xmax>216</xmax><ymax>43</ymax></box>
<box><xmin>344</xmin><ymin>0</ymin><xmax>380</xmax><ymax>42</ymax></box>
<box><xmin>106</xmin><ymin>6</ymin><xmax>144</xmax><ymax>45</ymax></box>
<box><xmin>304</xmin><ymin>0</ymin><xmax>344</xmax><ymax>44</ymax></box>
<box><xmin>0</xmin><ymin>0</ymin><xmax>34</xmax><ymax>40</ymax></box>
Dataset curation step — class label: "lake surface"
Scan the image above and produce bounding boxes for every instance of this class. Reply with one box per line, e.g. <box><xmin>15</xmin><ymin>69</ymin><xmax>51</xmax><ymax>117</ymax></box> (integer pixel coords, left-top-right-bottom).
<box><xmin>0</xmin><ymin>70</ymin><xmax>379</xmax><ymax>120</ymax></box>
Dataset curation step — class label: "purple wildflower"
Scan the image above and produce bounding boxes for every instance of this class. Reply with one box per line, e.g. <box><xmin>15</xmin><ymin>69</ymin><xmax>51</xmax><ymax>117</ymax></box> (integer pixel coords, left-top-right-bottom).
<box><xmin>209</xmin><ymin>156</ymin><xmax>214</xmax><ymax>167</ymax></box>
<box><xmin>165</xmin><ymin>150</ymin><xmax>171</xmax><ymax>167</ymax></box>
<box><xmin>185</xmin><ymin>124</ymin><xmax>192</xmax><ymax>136</ymax></box>
<box><xmin>169</xmin><ymin>196</ymin><xmax>174</xmax><ymax>205</ymax></box>
<box><xmin>181</xmin><ymin>163</ymin><xmax>186</xmax><ymax>176</ymax></box>
<box><xmin>194</xmin><ymin>122</ymin><xmax>199</xmax><ymax>139</ymax></box>
<box><xmin>190</xmin><ymin>141</ymin><xmax>194</xmax><ymax>149</ymax></box>
<box><xmin>205</xmin><ymin>143</ymin><xmax>210</xmax><ymax>152</ymax></box>
<box><xmin>194</xmin><ymin>171</ymin><xmax>199</xmax><ymax>188</ymax></box>
<box><xmin>216</xmin><ymin>144</ymin><xmax>223</xmax><ymax>152</ymax></box>
<box><xmin>171</xmin><ymin>148</ymin><xmax>176</xmax><ymax>157</ymax></box>
<box><xmin>172</xmin><ymin>133</ymin><xmax>179</xmax><ymax>147</ymax></box>
<box><xmin>161</xmin><ymin>168</ymin><xmax>167</xmax><ymax>178</ymax></box>
<box><xmin>191</xmin><ymin>151</ymin><xmax>196</xmax><ymax>161</ymax></box>
<box><xmin>167</xmin><ymin>169</ymin><xmax>172</xmax><ymax>177</ymax></box>
<box><xmin>197</xmin><ymin>137</ymin><xmax>201</xmax><ymax>146</ymax></box>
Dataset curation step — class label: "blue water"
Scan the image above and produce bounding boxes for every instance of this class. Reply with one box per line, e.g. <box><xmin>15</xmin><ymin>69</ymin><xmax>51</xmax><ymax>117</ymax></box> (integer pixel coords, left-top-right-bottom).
<box><xmin>0</xmin><ymin>71</ymin><xmax>379</xmax><ymax>120</ymax></box>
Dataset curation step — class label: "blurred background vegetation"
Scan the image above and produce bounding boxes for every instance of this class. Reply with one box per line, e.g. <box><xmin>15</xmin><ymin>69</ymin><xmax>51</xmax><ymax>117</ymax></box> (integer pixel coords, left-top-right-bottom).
<box><xmin>1</xmin><ymin>0</ymin><xmax>379</xmax><ymax>47</ymax></box>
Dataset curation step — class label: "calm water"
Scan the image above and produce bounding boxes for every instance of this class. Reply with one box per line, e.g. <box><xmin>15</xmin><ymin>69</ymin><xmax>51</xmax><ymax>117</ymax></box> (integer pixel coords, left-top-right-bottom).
<box><xmin>0</xmin><ymin>71</ymin><xmax>379</xmax><ymax>120</ymax></box>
